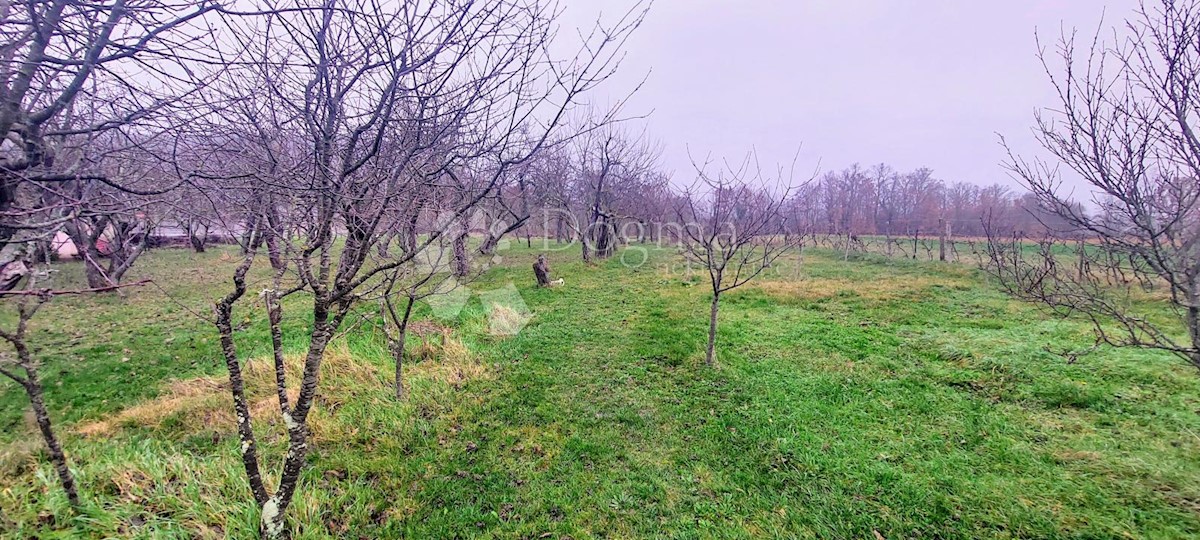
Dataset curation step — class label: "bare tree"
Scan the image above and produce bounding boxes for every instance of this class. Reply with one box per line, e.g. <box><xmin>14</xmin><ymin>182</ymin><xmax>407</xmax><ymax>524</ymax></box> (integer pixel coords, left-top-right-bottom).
<box><xmin>59</xmin><ymin>145</ymin><xmax>166</xmax><ymax>287</ymax></box>
<box><xmin>988</xmin><ymin>0</ymin><xmax>1200</xmax><ymax>371</ymax></box>
<box><xmin>0</xmin><ymin>0</ymin><xmax>219</xmax><ymax>278</ymax></box>
<box><xmin>575</xmin><ymin>126</ymin><xmax>660</xmax><ymax>262</ymax></box>
<box><xmin>0</xmin><ymin>274</ymin><xmax>75</xmax><ymax>505</ymax></box>
<box><xmin>378</xmin><ymin>235</ymin><xmax>467</xmax><ymax>401</ymax></box>
<box><xmin>164</xmin><ymin>176</ymin><xmax>231</xmax><ymax>253</ymax></box>
<box><xmin>476</xmin><ymin>164</ymin><xmax>534</xmax><ymax>255</ymax></box>
<box><xmin>197</xmin><ymin>1</ymin><xmax>649</xmax><ymax>536</ymax></box>
<box><xmin>0</xmin><ymin>267</ymin><xmax>149</xmax><ymax>506</ymax></box>
<box><xmin>376</xmin><ymin>190</ymin><xmax>491</xmax><ymax>402</ymax></box>
<box><xmin>676</xmin><ymin>154</ymin><xmax>802</xmax><ymax>367</ymax></box>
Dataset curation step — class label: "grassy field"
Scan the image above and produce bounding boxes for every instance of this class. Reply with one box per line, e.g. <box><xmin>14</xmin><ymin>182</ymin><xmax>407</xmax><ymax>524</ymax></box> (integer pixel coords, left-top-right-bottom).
<box><xmin>1</xmin><ymin>242</ymin><xmax>1199</xmax><ymax>539</ymax></box>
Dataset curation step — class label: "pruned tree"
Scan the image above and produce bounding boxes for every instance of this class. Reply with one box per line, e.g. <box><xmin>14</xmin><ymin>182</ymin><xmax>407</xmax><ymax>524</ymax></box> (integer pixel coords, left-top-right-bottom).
<box><xmin>198</xmin><ymin>1</ymin><xmax>649</xmax><ymax>537</ymax></box>
<box><xmin>675</xmin><ymin>153</ymin><xmax>803</xmax><ymax>367</ymax></box>
<box><xmin>574</xmin><ymin>125</ymin><xmax>661</xmax><ymax>262</ymax></box>
<box><xmin>0</xmin><ymin>0</ymin><xmax>219</xmax><ymax>283</ymax></box>
<box><xmin>0</xmin><ymin>267</ymin><xmax>149</xmax><ymax>507</ymax></box>
<box><xmin>988</xmin><ymin>0</ymin><xmax>1200</xmax><ymax>371</ymax></box>
<box><xmin>378</xmin><ymin>231</ymin><xmax>468</xmax><ymax>401</ymax></box>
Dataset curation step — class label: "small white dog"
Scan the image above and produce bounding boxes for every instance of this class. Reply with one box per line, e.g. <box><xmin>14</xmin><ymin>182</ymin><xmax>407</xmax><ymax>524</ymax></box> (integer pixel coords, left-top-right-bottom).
<box><xmin>549</xmin><ymin>278</ymin><xmax>565</xmax><ymax>287</ymax></box>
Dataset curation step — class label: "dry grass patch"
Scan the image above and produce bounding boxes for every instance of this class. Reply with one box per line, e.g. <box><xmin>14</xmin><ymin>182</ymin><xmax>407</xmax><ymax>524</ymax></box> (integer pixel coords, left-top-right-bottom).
<box><xmin>407</xmin><ymin>333</ymin><xmax>491</xmax><ymax>389</ymax></box>
<box><xmin>77</xmin><ymin>376</ymin><xmax>229</xmax><ymax>437</ymax></box>
<box><xmin>0</xmin><ymin>437</ymin><xmax>40</xmax><ymax>477</ymax></box>
<box><xmin>408</xmin><ymin>319</ymin><xmax>452</xmax><ymax>338</ymax></box>
<box><xmin>74</xmin><ymin>335</ymin><xmax>489</xmax><ymax>440</ymax></box>
<box><xmin>757</xmin><ymin>274</ymin><xmax>970</xmax><ymax>302</ymax></box>
<box><xmin>76</xmin><ymin>346</ymin><xmax>386</xmax><ymax>439</ymax></box>
<box><xmin>486</xmin><ymin>303</ymin><xmax>531</xmax><ymax>336</ymax></box>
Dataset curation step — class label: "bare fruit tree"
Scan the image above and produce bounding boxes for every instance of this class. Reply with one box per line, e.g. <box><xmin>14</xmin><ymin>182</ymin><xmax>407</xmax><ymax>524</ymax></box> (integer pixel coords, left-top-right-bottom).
<box><xmin>0</xmin><ymin>271</ymin><xmax>149</xmax><ymax>506</ymax></box>
<box><xmin>988</xmin><ymin>0</ymin><xmax>1200</xmax><ymax>370</ymax></box>
<box><xmin>0</xmin><ymin>0</ymin><xmax>220</xmax><ymax>513</ymax></box>
<box><xmin>378</xmin><ymin>233</ymin><xmax>473</xmax><ymax>401</ymax></box>
<box><xmin>676</xmin><ymin>154</ymin><xmax>803</xmax><ymax>367</ymax></box>
<box><xmin>0</xmin><ymin>0</ymin><xmax>218</xmax><ymax>277</ymax></box>
<box><xmin>0</xmin><ymin>275</ymin><xmax>76</xmax><ymax>505</ymax></box>
<box><xmin>575</xmin><ymin>126</ymin><xmax>661</xmax><ymax>262</ymax></box>
<box><xmin>197</xmin><ymin>1</ymin><xmax>649</xmax><ymax>537</ymax></box>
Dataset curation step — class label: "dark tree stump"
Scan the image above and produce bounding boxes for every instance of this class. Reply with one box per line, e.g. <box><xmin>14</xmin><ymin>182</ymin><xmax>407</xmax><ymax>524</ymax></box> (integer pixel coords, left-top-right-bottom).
<box><xmin>533</xmin><ymin>254</ymin><xmax>551</xmax><ymax>287</ymax></box>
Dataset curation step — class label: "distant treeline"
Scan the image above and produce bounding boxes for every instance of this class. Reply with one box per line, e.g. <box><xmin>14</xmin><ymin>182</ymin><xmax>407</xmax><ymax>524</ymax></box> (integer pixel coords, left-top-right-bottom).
<box><xmin>782</xmin><ymin>164</ymin><xmax>1078</xmax><ymax>239</ymax></box>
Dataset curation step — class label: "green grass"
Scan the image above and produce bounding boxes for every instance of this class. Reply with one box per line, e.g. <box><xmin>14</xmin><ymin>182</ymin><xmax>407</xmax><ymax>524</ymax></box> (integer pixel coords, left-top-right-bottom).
<box><xmin>1</xmin><ymin>242</ymin><xmax>1198</xmax><ymax>538</ymax></box>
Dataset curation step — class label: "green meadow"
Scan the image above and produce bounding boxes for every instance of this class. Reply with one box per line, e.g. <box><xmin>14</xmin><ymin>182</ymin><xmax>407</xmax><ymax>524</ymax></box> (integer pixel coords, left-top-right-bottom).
<box><xmin>1</xmin><ymin>243</ymin><xmax>1198</xmax><ymax>539</ymax></box>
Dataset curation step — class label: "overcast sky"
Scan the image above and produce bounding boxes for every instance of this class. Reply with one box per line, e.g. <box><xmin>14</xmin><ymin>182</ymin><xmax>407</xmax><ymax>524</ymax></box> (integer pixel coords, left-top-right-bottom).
<box><xmin>562</xmin><ymin>0</ymin><xmax>1139</xmax><ymax>190</ymax></box>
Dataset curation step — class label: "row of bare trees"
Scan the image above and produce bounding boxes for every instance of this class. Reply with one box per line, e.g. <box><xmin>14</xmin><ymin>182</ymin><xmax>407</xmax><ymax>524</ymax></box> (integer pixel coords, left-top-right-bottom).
<box><xmin>0</xmin><ymin>0</ymin><xmax>652</xmax><ymax>537</ymax></box>
<box><xmin>2</xmin><ymin>0</ymin><xmax>1199</xmax><ymax>537</ymax></box>
<box><xmin>784</xmin><ymin>163</ymin><xmax>1076</xmax><ymax>242</ymax></box>
<box><xmin>454</xmin><ymin>124</ymin><xmax>673</xmax><ymax>264</ymax></box>
<box><xmin>0</xmin><ymin>0</ymin><xmax>223</xmax><ymax>513</ymax></box>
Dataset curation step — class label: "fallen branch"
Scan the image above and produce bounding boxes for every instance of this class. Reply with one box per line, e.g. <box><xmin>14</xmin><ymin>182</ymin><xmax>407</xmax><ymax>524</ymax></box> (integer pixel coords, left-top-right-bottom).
<box><xmin>0</xmin><ymin>279</ymin><xmax>153</xmax><ymax>297</ymax></box>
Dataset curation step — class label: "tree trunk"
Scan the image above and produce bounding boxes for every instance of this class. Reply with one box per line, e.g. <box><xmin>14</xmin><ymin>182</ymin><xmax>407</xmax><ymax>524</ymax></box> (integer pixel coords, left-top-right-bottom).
<box><xmin>261</xmin><ymin>318</ymin><xmax>335</xmax><ymax>539</ymax></box>
<box><xmin>478</xmin><ymin>233</ymin><xmax>500</xmax><ymax>256</ymax></box>
<box><xmin>25</xmin><ymin>366</ymin><xmax>80</xmax><ymax>506</ymax></box>
<box><xmin>586</xmin><ymin>168</ymin><xmax>608</xmax><ymax>261</ymax></box>
<box><xmin>453</xmin><ymin>232</ymin><xmax>469</xmax><ymax>277</ymax></box>
<box><xmin>480</xmin><ymin>216</ymin><xmax>529</xmax><ymax>256</ymax></box>
<box><xmin>376</xmin><ymin>229</ymin><xmax>394</xmax><ymax>258</ymax></box>
<box><xmin>402</xmin><ymin>207</ymin><xmax>420</xmax><ymax>255</ymax></box>
<box><xmin>216</xmin><ymin>285</ymin><xmax>271</xmax><ymax>507</ymax></box>
<box><xmin>706</xmin><ymin>294</ymin><xmax>720</xmax><ymax>367</ymax></box>
<box><xmin>240</xmin><ymin>222</ymin><xmax>256</xmax><ymax>254</ymax></box>
<box><xmin>185</xmin><ymin>220</ymin><xmax>209</xmax><ymax>253</ymax></box>
<box><xmin>103</xmin><ymin>221</ymin><xmax>146</xmax><ymax>286</ymax></box>
<box><xmin>82</xmin><ymin>253</ymin><xmax>110</xmax><ymax>288</ymax></box>
<box><xmin>32</xmin><ymin>238</ymin><xmax>53</xmax><ymax>263</ymax></box>
<box><xmin>189</xmin><ymin>226</ymin><xmax>207</xmax><ymax>253</ymax></box>
<box><xmin>0</xmin><ymin>179</ymin><xmax>18</xmax><ymax>251</ymax></box>
<box><xmin>393</xmin><ymin>296</ymin><xmax>415</xmax><ymax>400</ymax></box>
<box><xmin>590</xmin><ymin>216</ymin><xmax>615</xmax><ymax>260</ymax></box>
<box><xmin>1185</xmin><ymin>277</ymin><xmax>1200</xmax><ymax>365</ymax></box>
<box><xmin>64</xmin><ymin>221</ymin><xmax>110</xmax><ymax>288</ymax></box>
<box><xmin>1076</xmin><ymin>239</ymin><xmax>1088</xmax><ymax>279</ymax></box>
